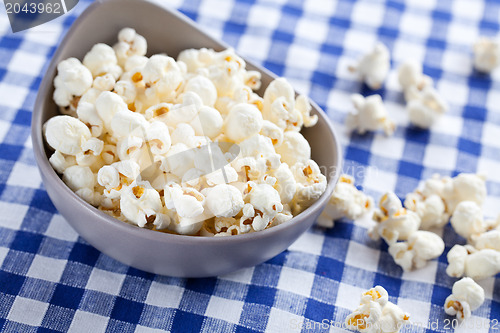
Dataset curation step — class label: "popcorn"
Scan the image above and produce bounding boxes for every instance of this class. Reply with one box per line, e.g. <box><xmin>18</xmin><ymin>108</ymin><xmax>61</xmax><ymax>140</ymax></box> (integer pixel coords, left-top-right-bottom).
<box><xmin>276</xmin><ymin>131</ymin><xmax>311</xmax><ymax>166</ymax></box>
<box><xmin>406</xmin><ymin>86</ymin><xmax>448</xmax><ymax>129</ymax></box>
<box><xmin>46</xmin><ymin>34</ymin><xmax>326</xmax><ymax>236</ymax></box>
<box><xmin>53</xmin><ymin>58</ymin><xmax>93</xmax><ymax>112</ymax></box>
<box><xmin>473</xmin><ymin>37</ymin><xmax>500</xmax><ymax>73</ymax></box>
<box><xmin>404</xmin><ymin>193</ymin><xmax>449</xmax><ymax>230</ymax></box>
<box><xmin>224</xmin><ymin>103</ymin><xmax>263</xmax><ymax>143</ymax></box>
<box><xmin>446</xmin><ymin>244</ymin><xmax>500</xmax><ymax>280</ymax></box>
<box><xmin>317</xmin><ymin>175</ymin><xmax>374</xmax><ymax>228</ymax></box>
<box><xmin>450</xmin><ymin>201</ymin><xmax>486</xmax><ymax>240</ymax></box>
<box><xmin>205</xmin><ymin>184</ymin><xmax>244</xmax><ymax>218</ymax></box>
<box><xmin>397</xmin><ymin>60</ymin><xmax>433</xmax><ymax>101</ymax></box>
<box><xmin>388</xmin><ymin>230</ymin><xmax>445</xmax><ymax>271</ymax></box>
<box><xmin>472</xmin><ymin>229</ymin><xmax>500</xmax><ymax>251</ymax></box>
<box><xmin>442</xmin><ymin>173</ymin><xmax>486</xmax><ymax>213</ymax></box>
<box><xmin>184</xmin><ymin>75</ymin><xmax>217</xmax><ymax>107</ymax></box>
<box><xmin>345</xmin><ymin>286</ymin><xmax>410</xmax><ymax>333</ymax></box>
<box><xmin>44</xmin><ymin>115</ymin><xmax>91</xmax><ymax>155</ymax></box>
<box><xmin>370</xmin><ymin>192</ymin><xmax>421</xmax><ymax>244</ymax></box>
<box><xmin>62</xmin><ymin>165</ymin><xmax>96</xmax><ymax>192</ymax></box>
<box><xmin>113</xmin><ymin>28</ymin><xmax>147</xmax><ymax>67</ymax></box>
<box><xmin>346</xmin><ymin>94</ymin><xmax>395</xmax><ymax>136</ymax></box>
<box><xmin>120</xmin><ymin>180</ymin><xmax>163</xmax><ymax>227</ymax></box>
<box><xmin>444</xmin><ymin>277</ymin><xmax>485</xmax><ymax>321</ymax></box>
<box><xmin>348</xmin><ymin>42</ymin><xmax>390</xmax><ymax>90</ymax></box>
<box><xmin>83</xmin><ymin>43</ymin><xmax>122</xmax><ymax>79</ymax></box>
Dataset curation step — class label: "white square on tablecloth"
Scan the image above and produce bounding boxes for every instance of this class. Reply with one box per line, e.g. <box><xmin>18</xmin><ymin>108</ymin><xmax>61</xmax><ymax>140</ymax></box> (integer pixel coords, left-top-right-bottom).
<box><xmin>198</xmin><ymin>0</ymin><xmax>232</xmax><ymax>22</ymax></box>
<box><xmin>288</xmin><ymin>231</ymin><xmax>324</xmax><ymax>256</ymax></box>
<box><xmin>436</xmin><ymin>79</ymin><xmax>469</xmax><ymax>109</ymax></box>
<box><xmin>7</xmin><ymin>296</ymin><xmax>49</xmax><ymax>326</ymax></box>
<box><xmin>85</xmin><ymin>268</ymin><xmax>126</xmax><ymax>296</ymax></box>
<box><xmin>44</xmin><ymin>214</ymin><xmax>79</xmax><ymax>242</ymax></box>
<box><xmin>401</xmin><ymin>260</ymin><xmax>438</xmax><ymax>284</ymax></box>
<box><xmin>145</xmin><ymin>281</ymin><xmax>184</xmax><ymax>308</ymax></box>
<box><xmin>134</xmin><ymin>325</ymin><xmax>168</xmax><ymax>333</ymax></box>
<box><xmin>392</xmin><ymin>40</ymin><xmax>427</xmax><ymax>65</ymax></box>
<box><xmin>481</xmin><ymin>122</ymin><xmax>500</xmax><ymax>149</ymax></box>
<box><xmin>67</xmin><ymin>310</ymin><xmax>110</xmax><ymax>333</ymax></box>
<box><xmin>266</xmin><ymin>307</ymin><xmax>304</xmax><ymax>333</ymax></box>
<box><xmin>441</xmin><ymin>51</ymin><xmax>473</xmax><ymax>77</ymax></box>
<box><xmin>345</xmin><ymin>241</ymin><xmax>380</xmax><ymax>272</ymax></box>
<box><xmin>238</xmin><ymin>34</ymin><xmax>271</xmax><ymax>62</ymax></box>
<box><xmin>451</xmin><ymin>0</ymin><xmax>485</xmax><ymax>21</ymax></box>
<box><xmin>423</xmin><ymin>144</ymin><xmax>458</xmax><ymax>170</ymax></box>
<box><xmin>0</xmin><ymin>120</ymin><xmax>9</xmax><ymax>143</ymax></box>
<box><xmin>8</xmin><ymin>50</ymin><xmax>46</xmax><ymax>76</ymax></box>
<box><xmin>219</xmin><ymin>266</ymin><xmax>255</xmax><ymax>285</ymax></box>
<box><xmin>396</xmin><ymin>297</ymin><xmax>431</xmax><ymax>328</ymax></box>
<box><xmin>363</xmin><ymin>168</ymin><xmax>398</xmax><ymax>195</ymax></box>
<box><xmin>303</xmin><ymin>0</ymin><xmax>336</xmax><ymax>17</ymax></box>
<box><xmin>204</xmin><ymin>295</ymin><xmax>243</xmax><ymax>324</ymax></box>
<box><xmin>277</xmin><ymin>267</ymin><xmax>314</xmax><ymax>298</ymax></box>
<box><xmin>7</xmin><ymin>162</ymin><xmax>42</xmax><ymax>189</ymax></box>
<box><xmin>0</xmin><ymin>246</ymin><xmax>8</xmax><ymax>267</ymax></box>
<box><xmin>247</xmin><ymin>4</ymin><xmax>282</xmax><ymax>30</ymax></box>
<box><xmin>477</xmin><ymin>158</ymin><xmax>500</xmax><ymax>183</ymax></box>
<box><xmin>0</xmin><ymin>83</ymin><xmax>29</xmax><ymax>109</ymax></box>
<box><xmin>0</xmin><ymin>201</ymin><xmax>29</xmax><ymax>230</ymax></box>
<box><xmin>26</xmin><ymin>255</ymin><xmax>66</xmax><ymax>283</ymax></box>
<box><xmin>370</xmin><ymin>134</ymin><xmax>406</xmax><ymax>161</ymax></box>
<box><xmin>351</xmin><ymin>1</ymin><xmax>385</xmax><ymax>28</ymax></box>
<box><xmin>343</xmin><ymin>30</ymin><xmax>378</xmax><ymax>55</ymax></box>
<box><xmin>295</xmin><ymin>18</ymin><xmax>329</xmax><ymax>45</ymax></box>
<box><xmin>335</xmin><ymin>282</ymin><xmax>365</xmax><ymax>311</ymax></box>
<box><xmin>286</xmin><ymin>44</ymin><xmax>320</xmax><ymax>72</ymax></box>
<box><xmin>399</xmin><ymin>11</ymin><xmax>432</xmax><ymax>39</ymax></box>
<box><xmin>447</xmin><ymin>22</ymin><xmax>479</xmax><ymax>48</ymax></box>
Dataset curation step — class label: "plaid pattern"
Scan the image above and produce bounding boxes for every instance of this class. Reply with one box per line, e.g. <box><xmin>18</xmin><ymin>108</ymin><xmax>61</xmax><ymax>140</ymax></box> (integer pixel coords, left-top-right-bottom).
<box><xmin>0</xmin><ymin>0</ymin><xmax>499</xmax><ymax>332</ymax></box>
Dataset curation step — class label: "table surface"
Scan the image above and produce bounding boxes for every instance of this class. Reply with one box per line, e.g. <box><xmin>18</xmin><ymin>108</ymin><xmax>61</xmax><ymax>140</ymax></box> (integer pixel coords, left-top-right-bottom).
<box><xmin>0</xmin><ymin>0</ymin><xmax>499</xmax><ymax>332</ymax></box>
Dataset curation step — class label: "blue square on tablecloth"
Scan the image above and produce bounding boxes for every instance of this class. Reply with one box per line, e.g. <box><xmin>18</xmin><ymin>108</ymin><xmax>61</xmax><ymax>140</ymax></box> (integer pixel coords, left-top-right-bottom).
<box><xmin>110</xmin><ymin>296</ymin><xmax>144</xmax><ymax>323</ymax></box>
<box><xmin>50</xmin><ymin>284</ymin><xmax>85</xmax><ymax>309</ymax></box>
<box><xmin>170</xmin><ymin>310</ymin><xmax>204</xmax><ymax>332</ymax></box>
<box><xmin>245</xmin><ymin>285</ymin><xmax>276</xmax><ymax>307</ymax></box>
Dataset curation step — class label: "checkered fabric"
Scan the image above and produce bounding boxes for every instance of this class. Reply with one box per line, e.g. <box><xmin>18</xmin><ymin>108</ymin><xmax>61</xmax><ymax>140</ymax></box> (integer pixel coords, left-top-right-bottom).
<box><xmin>0</xmin><ymin>0</ymin><xmax>499</xmax><ymax>332</ymax></box>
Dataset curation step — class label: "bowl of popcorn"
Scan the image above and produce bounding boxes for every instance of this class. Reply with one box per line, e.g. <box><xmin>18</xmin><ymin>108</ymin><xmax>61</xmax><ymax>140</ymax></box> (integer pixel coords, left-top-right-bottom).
<box><xmin>32</xmin><ymin>0</ymin><xmax>341</xmax><ymax>277</ymax></box>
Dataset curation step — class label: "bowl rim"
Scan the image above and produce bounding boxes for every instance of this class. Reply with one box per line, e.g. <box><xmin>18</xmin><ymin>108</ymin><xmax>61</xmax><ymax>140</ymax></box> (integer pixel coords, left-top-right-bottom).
<box><xmin>31</xmin><ymin>0</ymin><xmax>343</xmax><ymax>245</ymax></box>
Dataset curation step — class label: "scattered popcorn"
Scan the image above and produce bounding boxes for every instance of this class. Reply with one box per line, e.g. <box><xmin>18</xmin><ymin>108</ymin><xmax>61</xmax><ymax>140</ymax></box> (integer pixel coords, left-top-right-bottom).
<box><xmin>404</xmin><ymin>193</ymin><xmax>449</xmax><ymax>230</ymax></box>
<box><xmin>349</xmin><ymin>42</ymin><xmax>390</xmax><ymax>90</ymax></box>
<box><xmin>346</xmin><ymin>94</ymin><xmax>395</xmax><ymax>136</ymax></box>
<box><xmin>44</xmin><ymin>29</ymin><xmax>327</xmax><ymax>236</ymax></box>
<box><xmin>370</xmin><ymin>192</ymin><xmax>421</xmax><ymax>244</ymax></box>
<box><xmin>317</xmin><ymin>174</ymin><xmax>373</xmax><ymax>228</ymax></box>
<box><xmin>345</xmin><ymin>285</ymin><xmax>410</xmax><ymax>333</ymax></box>
<box><xmin>444</xmin><ymin>277</ymin><xmax>485</xmax><ymax>322</ymax></box>
<box><xmin>473</xmin><ymin>37</ymin><xmax>500</xmax><ymax>73</ymax></box>
<box><xmin>472</xmin><ymin>229</ymin><xmax>500</xmax><ymax>251</ymax></box>
<box><xmin>450</xmin><ymin>201</ymin><xmax>486</xmax><ymax>240</ymax></box>
<box><xmin>442</xmin><ymin>173</ymin><xmax>487</xmax><ymax>214</ymax></box>
<box><xmin>406</xmin><ymin>86</ymin><xmax>448</xmax><ymax>129</ymax></box>
<box><xmin>388</xmin><ymin>230</ymin><xmax>444</xmax><ymax>271</ymax></box>
<box><xmin>446</xmin><ymin>244</ymin><xmax>500</xmax><ymax>280</ymax></box>
<box><xmin>397</xmin><ymin>60</ymin><xmax>433</xmax><ymax>101</ymax></box>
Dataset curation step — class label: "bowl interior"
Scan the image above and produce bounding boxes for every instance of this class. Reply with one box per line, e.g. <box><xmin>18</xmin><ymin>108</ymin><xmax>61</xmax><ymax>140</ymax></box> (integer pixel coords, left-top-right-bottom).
<box><xmin>33</xmin><ymin>0</ymin><xmax>342</xmax><ymax>239</ymax></box>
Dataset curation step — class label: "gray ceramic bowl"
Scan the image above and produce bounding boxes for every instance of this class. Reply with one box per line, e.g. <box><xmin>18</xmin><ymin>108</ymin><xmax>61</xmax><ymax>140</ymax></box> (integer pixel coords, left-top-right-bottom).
<box><xmin>32</xmin><ymin>0</ymin><xmax>342</xmax><ymax>277</ymax></box>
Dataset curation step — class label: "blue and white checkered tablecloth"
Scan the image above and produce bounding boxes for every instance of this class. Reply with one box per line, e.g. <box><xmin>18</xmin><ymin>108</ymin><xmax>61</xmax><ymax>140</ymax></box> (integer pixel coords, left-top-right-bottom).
<box><xmin>0</xmin><ymin>0</ymin><xmax>499</xmax><ymax>332</ymax></box>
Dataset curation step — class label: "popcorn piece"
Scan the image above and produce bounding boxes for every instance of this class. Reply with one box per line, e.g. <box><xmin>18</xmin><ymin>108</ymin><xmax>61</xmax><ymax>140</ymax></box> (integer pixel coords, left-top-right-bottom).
<box><xmin>53</xmin><ymin>58</ymin><xmax>93</xmax><ymax>110</ymax></box>
<box><xmin>245</xmin><ymin>182</ymin><xmax>284</xmax><ymax>231</ymax></box>
<box><xmin>442</xmin><ymin>173</ymin><xmax>487</xmax><ymax>213</ymax></box>
<box><xmin>49</xmin><ymin>151</ymin><xmax>76</xmax><ymax>174</ymax></box>
<box><xmin>83</xmin><ymin>43</ymin><xmax>122</xmax><ymax>79</ymax></box>
<box><xmin>272</xmin><ymin>163</ymin><xmax>296</xmax><ymax>205</ymax></box>
<box><xmin>95</xmin><ymin>91</ymin><xmax>129</xmax><ymax>130</ymax></box>
<box><xmin>295</xmin><ymin>95</ymin><xmax>318</xmax><ymax>127</ymax></box>
<box><xmin>371</xmin><ymin>192</ymin><xmax>421</xmax><ymax>244</ymax></box>
<box><xmin>62</xmin><ymin>165</ymin><xmax>95</xmax><ymax>191</ymax></box>
<box><xmin>44</xmin><ymin>115</ymin><xmax>91</xmax><ymax>155</ymax></box>
<box><xmin>317</xmin><ymin>175</ymin><xmax>373</xmax><ymax>228</ymax></box>
<box><xmin>190</xmin><ymin>106</ymin><xmax>223</xmax><ymax>139</ymax></box>
<box><xmin>472</xmin><ymin>229</ymin><xmax>500</xmax><ymax>251</ymax></box>
<box><xmin>407</xmin><ymin>86</ymin><xmax>448</xmax><ymax>128</ymax></box>
<box><xmin>146</xmin><ymin>121</ymin><xmax>171</xmax><ymax>155</ymax></box>
<box><xmin>114</xmin><ymin>79</ymin><xmax>137</xmax><ymax>105</ymax></box>
<box><xmin>77</xmin><ymin>102</ymin><xmax>104</xmax><ymax>137</ymax></box>
<box><xmin>404</xmin><ymin>193</ymin><xmax>449</xmax><ymax>230</ymax></box>
<box><xmin>263</xmin><ymin>78</ymin><xmax>299</xmax><ymax>130</ymax></box>
<box><xmin>446</xmin><ymin>244</ymin><xmax>500</xmax><ymax>280</ymax></box>
<box><xmin>184</xmin><ymin>75</ymin><xmax>217</xmax><ymax>107</ymax></box>
<box><xmin>346</xmin><ymin>94</ymin><xmax>395</xmax><ymax>136</ymax></box>
<box><xmin>177</xmin><ymin>47</ymin><xmax>216</xmax><ymax>72</ymax></box>
<box><xmin>224</xmin><ymin>103</ymin><xmax>263</xmax><ymax>143</ymax></box>
<box><xmin>345</xmin><ymin>285</ymin><xmax>410</xmax><ymax>333</ymax></box>
<box><xmin>450</xmin><ymin>201</ymin><xmax>486</xmax><ymax>240</ymax></box>
<box><xmin>260</xmin><ymin>120</ymin><xmax>284</xmax><ymax>146</ymax></box>
<box><xmin>290</xmin><ymin>159</ymin><xmax>327</xmax><ymax>213</ymax></box>
<box><xmin>349</xmin><ymin>42</ymin><xmax>390</xmax><ymax>90</ymax></box>
<box><xmin>164</xmin><ymin>183</ymin><xmax>205</xmax><ymax>219</ymax></box>
<box><xmin>205</xmin><ymin>184</ymin><xmax>244</xmax><ymax>218</ymax></box>
<box><xmin>388</xmin><ymin>230</ymin><xmax>445</xmax><ymax>271</ymax></box>
<box><xmin>120</xmin><ymin>180</ymin><xmax>163</xmax><ymax>227</ymax></box>
<box><xmin>444</xmin><ymin>277</ymin><xmax>485</xmax><ymax>322</ymax></box>
<box><xmin>276</xmin><ymin>131</ymin><xmax>311</xmax><ymax>166</ymax></box>
<box><xmin>113</xmin><ymin>28</ymin><xmax>147</xmax><ymax>67</ymax></box>
<box><xmin>140</xmin><ymin>54</ymin><xmax>185</xmax><ymax>102</ymax></box>
<box><xmin>92</xmin><ymin>73</ymin><xmax>116</xmax><ymax>91</ymax></box>
<box><xmin>397</xmin><ymin>60</ymin><xmax>433</xmax><ymax>101</ymax></box>
<box><xmin>473</xmin><ymin>37</ymin><xmax>500</xmax><ymax>73</ymax></box>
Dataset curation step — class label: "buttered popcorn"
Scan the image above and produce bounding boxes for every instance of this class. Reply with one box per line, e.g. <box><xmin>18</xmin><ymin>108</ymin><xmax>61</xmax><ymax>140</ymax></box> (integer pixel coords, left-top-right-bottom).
<box><xmin>43</xmin><ymin>28</ymin><xmax>327</xmax><ymax>236</ymax></box>
<box><xmin>345</xmin><ymin>286</ymin><xmax>410</xmax><ymax>333</ymax></box>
